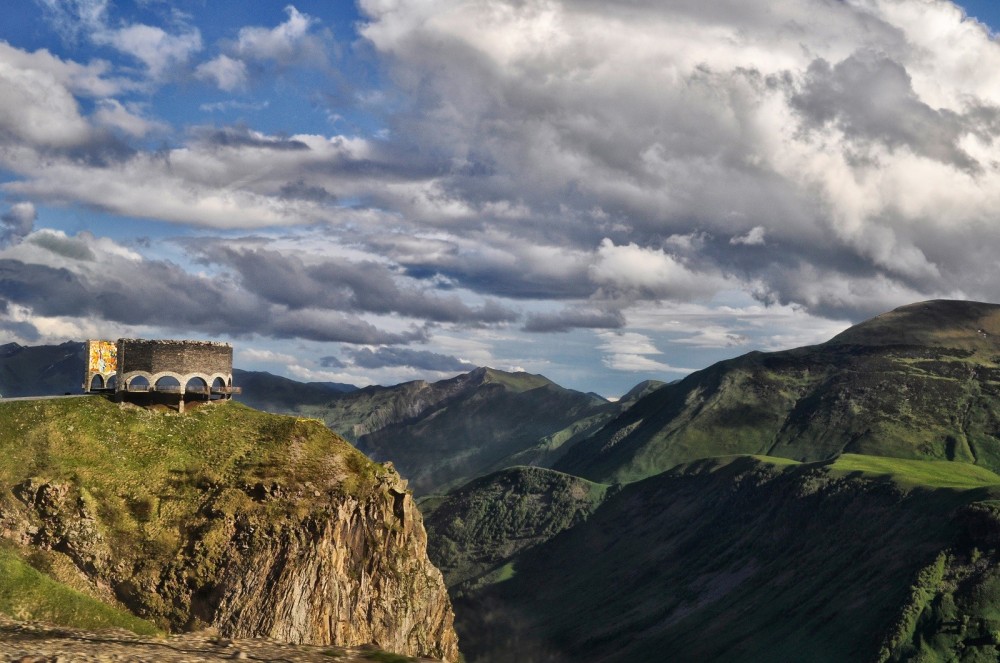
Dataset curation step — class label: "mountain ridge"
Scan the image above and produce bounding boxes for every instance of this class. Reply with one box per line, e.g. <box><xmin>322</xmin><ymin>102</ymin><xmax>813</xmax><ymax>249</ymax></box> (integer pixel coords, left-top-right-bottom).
<box><xmin>304</xmin><ymin>367</ymin><xmax>612</xmax><ymax>494</ymax></box>
<box><xmin>556</xmin><ymin>299</ymin><xmax>1000</xmax><ymax>485</ymax></box>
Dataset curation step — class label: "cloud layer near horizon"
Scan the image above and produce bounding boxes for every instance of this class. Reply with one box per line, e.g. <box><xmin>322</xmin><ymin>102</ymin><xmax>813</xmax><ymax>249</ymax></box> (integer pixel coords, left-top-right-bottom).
<box><xmin>0</xmin><ymin>0</ymin><xmax>997</xmax><ymax>388</ymax></box>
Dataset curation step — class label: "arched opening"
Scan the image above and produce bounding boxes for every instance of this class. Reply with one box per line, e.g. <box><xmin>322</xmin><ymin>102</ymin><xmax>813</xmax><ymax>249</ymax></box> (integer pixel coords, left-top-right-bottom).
<box><xmin>89</xmin><ymin>374</ymin><xmax>105</xmax><ymax>391</ymax></box>
<box><xmin>185</xmin><ymin>377</ymin><xmax>208</xmax><ymax>396</ymax></box>
<box><xmin>154</xmin><ymin>376</ymin><xmax>181</xmax><ymax>393</ymax></box>
<box><xmin>127</xmin><ymin>376</ymin><xmax>150</xmax><ymax>391</ymax></box>
<box><xmin>106</xmin><ymin>375</ymin><xmax>117</xmax><ymax>391</ymax></box>
<box><xmin>212</xmin><ymin>377</ymin><xmax>225</xmax><ymax>390</ymax></box>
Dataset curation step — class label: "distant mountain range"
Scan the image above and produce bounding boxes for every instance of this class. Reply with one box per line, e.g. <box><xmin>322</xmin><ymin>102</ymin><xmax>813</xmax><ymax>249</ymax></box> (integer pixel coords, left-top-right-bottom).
<box><xmin>231</xmin><ymin>368</ymin><xmax>357</xmax><ymax>410</ymax></box>
<box><xmin>270</xmin><ymin>367</ymin><xmax>663</xmax><ymax>494</ymax></box>
<box><xmin>0</xmin><ymin>341</ymin><xmax>85</xmax><ymax>397</ymax></box>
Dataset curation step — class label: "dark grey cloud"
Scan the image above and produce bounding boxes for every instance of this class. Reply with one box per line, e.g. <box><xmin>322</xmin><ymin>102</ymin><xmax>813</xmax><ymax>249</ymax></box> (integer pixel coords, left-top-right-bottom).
<box><xmin>194</xmin><ymin>244</ymin><xmax>519</xmax><ymax>325</ymax></box>
<box><xmin>523</xmin><ymin>307</ymin><xmax>625</xmax><ymax>333</ymax></box>
<box><xmin>0</xmin><ymin>203</ymin><xmax>35</xmax><ymax>246</ymax></box>
<box><xmin>194</xmin><ymin>126</ymin><xmax>309</xmax><ymax>151</ymax></box>
<box><xmin>791</xmin><ymin>51</ymin><xmax>980</xmax><ymax>172</ymax></box>
<box><xmin>279</xmin><ymin>180</ymin><xmax>337</xmax><ymax>203</ymax></box>
<box><xmin>267</xmin><ymin>309</ymin><xmax>428</xmax><ymax>344</ymax></box>
<box><xmin>347</xmin><ymin>346</ymin><xmax>475</xmax><ymax>372</ymax></box>
<box><xmin>0</xmin><ymin>238</ymin><xmax>426</xmax><ymax>345</ymax></box>
<box><xmin>26</xmin><ymin>231</ymin><xmax>95</xmax><ymax>261</ymax></box>
<box><xmin>0</xmin><ymin>316</ymin><xmax>40</xmax><ymax>342</ymax></box>
<box><xmin>364</xmin><ymin>234</ymin><xmax>595</xmax><ymax>301</ymax></box>
<box><xmin>319</xmin><ymin>355</ymin><xmax>345</xmax><ymax>368</ymax></box>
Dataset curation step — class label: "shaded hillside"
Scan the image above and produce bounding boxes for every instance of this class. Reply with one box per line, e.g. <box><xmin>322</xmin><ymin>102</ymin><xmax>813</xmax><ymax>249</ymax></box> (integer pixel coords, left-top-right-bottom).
<box><xmin>296</xmin><ymin>367</ymin><xmax>613</xmax><ymax>494</ymax></box>
<box><xmin>450</xmin><ymin>454</ymin><xmax>1000</xmax><ymax>662</ymax></box>
<box><xmin>558</xmin><ymin>300</ymin><xmax>1000</xmax><ymax>485</ymax></box>
<box><xmin>423</xmin><ymin>467</ymin><xmax>609</xmax><ymax>591</ymax></box>
<box><xmin>232</xmin><ymin>368</ymin><xmax>356</xmax><ymax>412</ymax></box>
<box><xmin>0</xmin><ymin>342</ymin><xmax>84</xmax><ymax>397</ymax></box>
<box><xmin>0</xmin><ymin>542</ymin><xmax>158</xmax><ymax>635</ymax></box>
<box><xmin>490</xmin><ymin>379</ymin><xmax>664</xmax><ymax>472</ymax></box>
<box><xmin>0</xmin><ymin>397</ymin><xmax>458</xmax><ymax>661</ymax></box>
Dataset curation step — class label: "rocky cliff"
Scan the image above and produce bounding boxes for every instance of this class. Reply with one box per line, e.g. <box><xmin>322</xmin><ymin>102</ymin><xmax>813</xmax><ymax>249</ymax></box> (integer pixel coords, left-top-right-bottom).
<box><xmin>211</xmin><ymin>471</ymin><xmax>456</xmax><ymax>656</ymax></box>
<box><xmin>0</xmin><ymin>397</ymin><xmax>458</xmax><ymax>661</ymax></box>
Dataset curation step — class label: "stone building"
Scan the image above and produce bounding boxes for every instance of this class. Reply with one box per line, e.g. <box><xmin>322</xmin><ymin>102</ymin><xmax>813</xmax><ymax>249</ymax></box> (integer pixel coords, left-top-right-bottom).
<box><xmin>84</xmin><ymin>338</ymin><xmax>239</xmax><ymax>411</ymax></box>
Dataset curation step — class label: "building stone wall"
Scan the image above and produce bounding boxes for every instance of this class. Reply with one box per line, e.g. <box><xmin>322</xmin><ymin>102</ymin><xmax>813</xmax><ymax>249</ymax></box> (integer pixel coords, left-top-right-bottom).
<box><xmin>116</xmin><ymin>339</ymin><xmax>232</xmax><ymax>377</ymax></box>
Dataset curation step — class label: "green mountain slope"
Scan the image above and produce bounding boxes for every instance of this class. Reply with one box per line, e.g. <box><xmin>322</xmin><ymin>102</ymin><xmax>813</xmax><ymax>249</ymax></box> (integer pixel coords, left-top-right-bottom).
<box><xmin>450</xmin><ymin>454</ymin><xmax>1000</xmax><ymax>662</ymax></box>
<box><xmin>557</xmin><ymin>300</ymin><xmax>1000</xmax><ymax>485</ymax></box>
<box><xmin>294</xmin><ymin>367</ymin><xmax>613</xmax><ymax>494</ymax></box>
<box><xmin>423</xmin><ymin>466</ymin><xmax>609</xmax><ymax>591</ymax></box>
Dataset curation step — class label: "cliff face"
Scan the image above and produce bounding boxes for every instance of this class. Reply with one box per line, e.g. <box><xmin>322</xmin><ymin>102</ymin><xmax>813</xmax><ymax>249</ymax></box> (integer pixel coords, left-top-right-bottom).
<box><xmin>212</xmin><ymin>472</ymin><xmax>458</xmax><ymax>657</ymax></box>
<box><xmin>0</xmin><ymin>398</ymin><xmax>458</xmax><ymax>662</ymax></box>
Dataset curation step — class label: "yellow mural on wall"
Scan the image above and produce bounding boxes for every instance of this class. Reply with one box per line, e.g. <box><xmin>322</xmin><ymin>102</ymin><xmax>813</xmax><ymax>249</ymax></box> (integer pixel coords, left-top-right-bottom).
<box><xmin>88</xmin><ymin>341</ymin><xmax>118</xmax><ymax>374</ymax></box>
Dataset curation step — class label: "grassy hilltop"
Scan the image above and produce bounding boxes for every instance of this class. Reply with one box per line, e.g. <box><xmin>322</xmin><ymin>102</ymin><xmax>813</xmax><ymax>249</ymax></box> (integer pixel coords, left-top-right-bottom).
<box><xmin>0</xmin><ymin>396</ymin><xmax>384</xmax><ymax>631</ymax></box>
<box><xmin>0</xmin><ymin>395</ymin><xmax>461</xmax><ymax>663</ymax></box>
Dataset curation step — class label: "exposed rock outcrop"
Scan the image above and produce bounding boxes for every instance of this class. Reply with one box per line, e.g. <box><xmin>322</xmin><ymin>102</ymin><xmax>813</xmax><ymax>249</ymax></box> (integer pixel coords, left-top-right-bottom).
<box><xmin>213</xmin><ymin>472</ymin><xmax>458</xmax><ymax>658</ymax></box>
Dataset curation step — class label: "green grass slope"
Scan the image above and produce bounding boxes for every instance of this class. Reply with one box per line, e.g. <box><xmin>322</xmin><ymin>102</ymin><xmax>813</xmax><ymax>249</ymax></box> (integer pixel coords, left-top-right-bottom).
<box><xmin>829</xmin><ymin>454</ymin><xmax>1000</xmax><ymax>489</ymax></box>
<box><xmin>0</xmin><ymin>543</ymin><xmax>158</xmax><ymax>634</ymax></box>
<box><xmin>451</xmin><ymin>455</ymin><xmax>1000</xmax><ymax>662</ymax></box>
<box><xmin>557</xmin><ymin>300</ymin><xmax>1000</xmax><ymax>485</ymax></box>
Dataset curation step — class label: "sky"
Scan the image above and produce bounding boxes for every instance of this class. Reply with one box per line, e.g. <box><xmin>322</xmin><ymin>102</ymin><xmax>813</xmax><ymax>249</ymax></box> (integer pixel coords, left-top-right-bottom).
<box><xmin>0</xmin><ymin>0</ymin><xmax>999</xmax><ymax>397</ymax></box>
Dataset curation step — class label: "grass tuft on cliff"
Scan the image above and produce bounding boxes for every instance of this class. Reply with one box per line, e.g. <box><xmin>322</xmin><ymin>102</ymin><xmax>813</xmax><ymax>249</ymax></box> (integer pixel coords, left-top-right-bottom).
<box><xmin>0</xmin><ymin>543</ymin><xmax>159</xmax><ymax>634</ymax></box>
